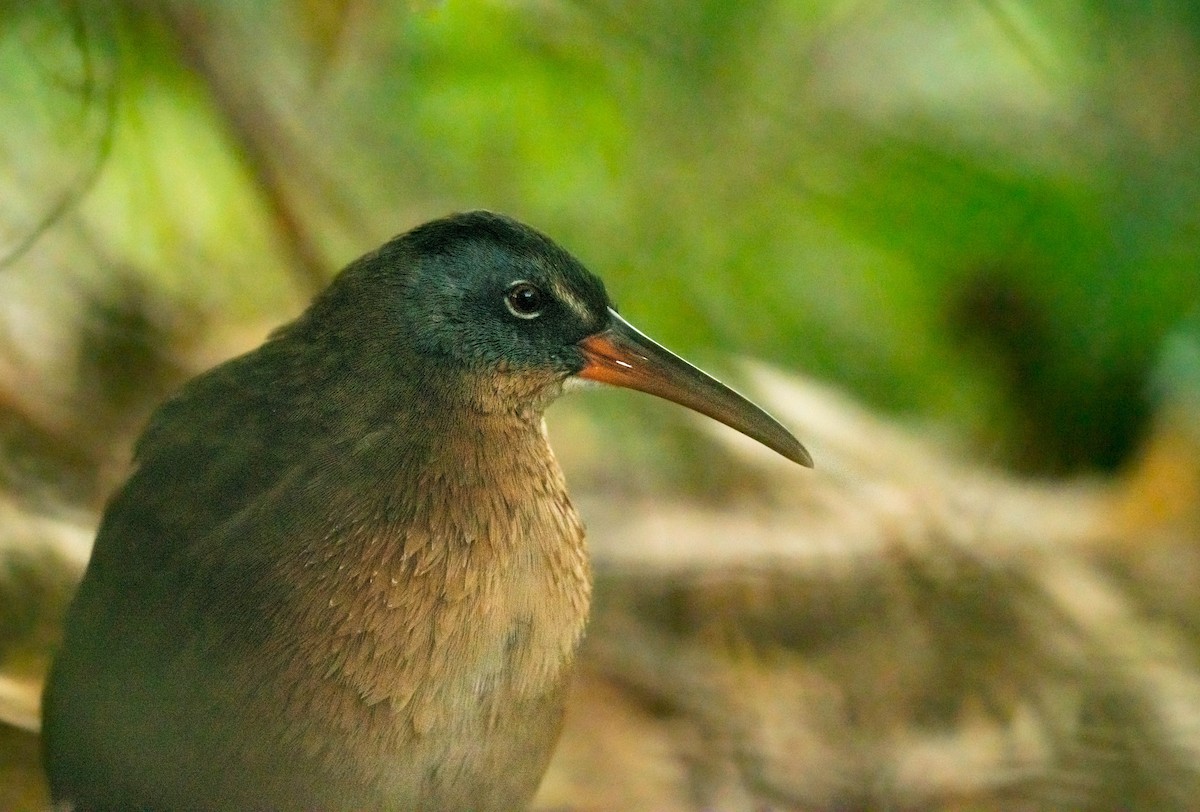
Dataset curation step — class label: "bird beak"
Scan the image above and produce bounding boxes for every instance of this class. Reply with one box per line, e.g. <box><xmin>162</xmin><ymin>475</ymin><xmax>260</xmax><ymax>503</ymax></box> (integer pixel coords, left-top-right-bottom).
<box><xmin>576</xmin><ymin>308</ymin><xmax>813</xmax><ymax>467</ymax></box>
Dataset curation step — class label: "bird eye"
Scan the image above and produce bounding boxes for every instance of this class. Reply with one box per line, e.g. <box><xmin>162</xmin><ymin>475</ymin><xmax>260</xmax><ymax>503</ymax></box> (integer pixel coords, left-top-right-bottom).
<box><xmin>504</xmin><ymin>282</ymin><xmax>546</xmax><ymax>320</ymax></box>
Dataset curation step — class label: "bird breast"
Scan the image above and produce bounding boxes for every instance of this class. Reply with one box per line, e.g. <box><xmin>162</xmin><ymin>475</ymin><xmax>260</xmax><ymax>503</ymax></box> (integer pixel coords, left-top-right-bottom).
<box><xmin>268</xmin><ymin>415</ymin><xmax>593</xmax><ymax>784</ymax></box>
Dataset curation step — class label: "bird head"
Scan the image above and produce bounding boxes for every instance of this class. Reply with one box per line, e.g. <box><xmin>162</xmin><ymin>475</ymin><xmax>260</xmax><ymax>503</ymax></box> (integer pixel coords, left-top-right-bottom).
<box><xmin>320</xmin><ymin>211</ymin><xmax>811</xmax><ymax>467</ymax></box>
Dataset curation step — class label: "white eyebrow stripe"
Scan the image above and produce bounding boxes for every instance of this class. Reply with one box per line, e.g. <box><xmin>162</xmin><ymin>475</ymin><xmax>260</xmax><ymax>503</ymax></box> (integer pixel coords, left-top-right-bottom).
<box><xmin>549</xmin><ymin>278</ymin><xmax>592</xmax><ymax>324</ymax></box>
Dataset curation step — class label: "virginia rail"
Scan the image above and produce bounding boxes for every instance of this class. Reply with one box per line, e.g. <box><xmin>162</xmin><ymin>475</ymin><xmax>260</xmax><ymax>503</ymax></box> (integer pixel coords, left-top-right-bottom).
<box><xmin>42</xmin><ymin>211</ymin><xmax>810</xmax><ymax>810</ymax></box>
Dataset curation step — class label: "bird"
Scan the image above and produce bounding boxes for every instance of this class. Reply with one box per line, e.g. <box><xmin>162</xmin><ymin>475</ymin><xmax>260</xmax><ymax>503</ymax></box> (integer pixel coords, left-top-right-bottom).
<box><xmin>41</xmin><ymin>210</ymin><xmax>811</xmax><ymax>811</ymax></box>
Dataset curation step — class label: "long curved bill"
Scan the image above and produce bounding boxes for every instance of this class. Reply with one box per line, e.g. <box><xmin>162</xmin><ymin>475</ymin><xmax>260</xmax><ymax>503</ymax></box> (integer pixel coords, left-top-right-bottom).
<box><xmin>576</xmin><ymin>308</ymin><xmax>813</xmax><ymax>467</ymax></box>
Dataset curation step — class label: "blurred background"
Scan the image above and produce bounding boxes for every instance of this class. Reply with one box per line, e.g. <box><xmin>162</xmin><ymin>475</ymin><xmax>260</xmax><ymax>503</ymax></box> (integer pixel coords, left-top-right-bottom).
<box><xmin>2</xmin><ymin>0</ymin><xmax>1200</xmax><ymax>809</ymax></box>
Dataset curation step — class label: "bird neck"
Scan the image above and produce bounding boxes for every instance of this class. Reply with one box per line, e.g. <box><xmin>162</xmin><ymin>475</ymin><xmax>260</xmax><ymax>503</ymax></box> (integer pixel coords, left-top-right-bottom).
<box><xmin>278</xmin><ymin>410</ymin><xmax>591</xmax><ymax>730</ymax></box>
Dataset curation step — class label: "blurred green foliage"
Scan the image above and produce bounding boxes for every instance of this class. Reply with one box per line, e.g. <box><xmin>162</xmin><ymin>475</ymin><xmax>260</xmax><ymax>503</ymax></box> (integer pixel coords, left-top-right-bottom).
<box><xmin>2</xmin><ymin>0</ymin><xmax>1199</xmax><ymax>475</ymax></box>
